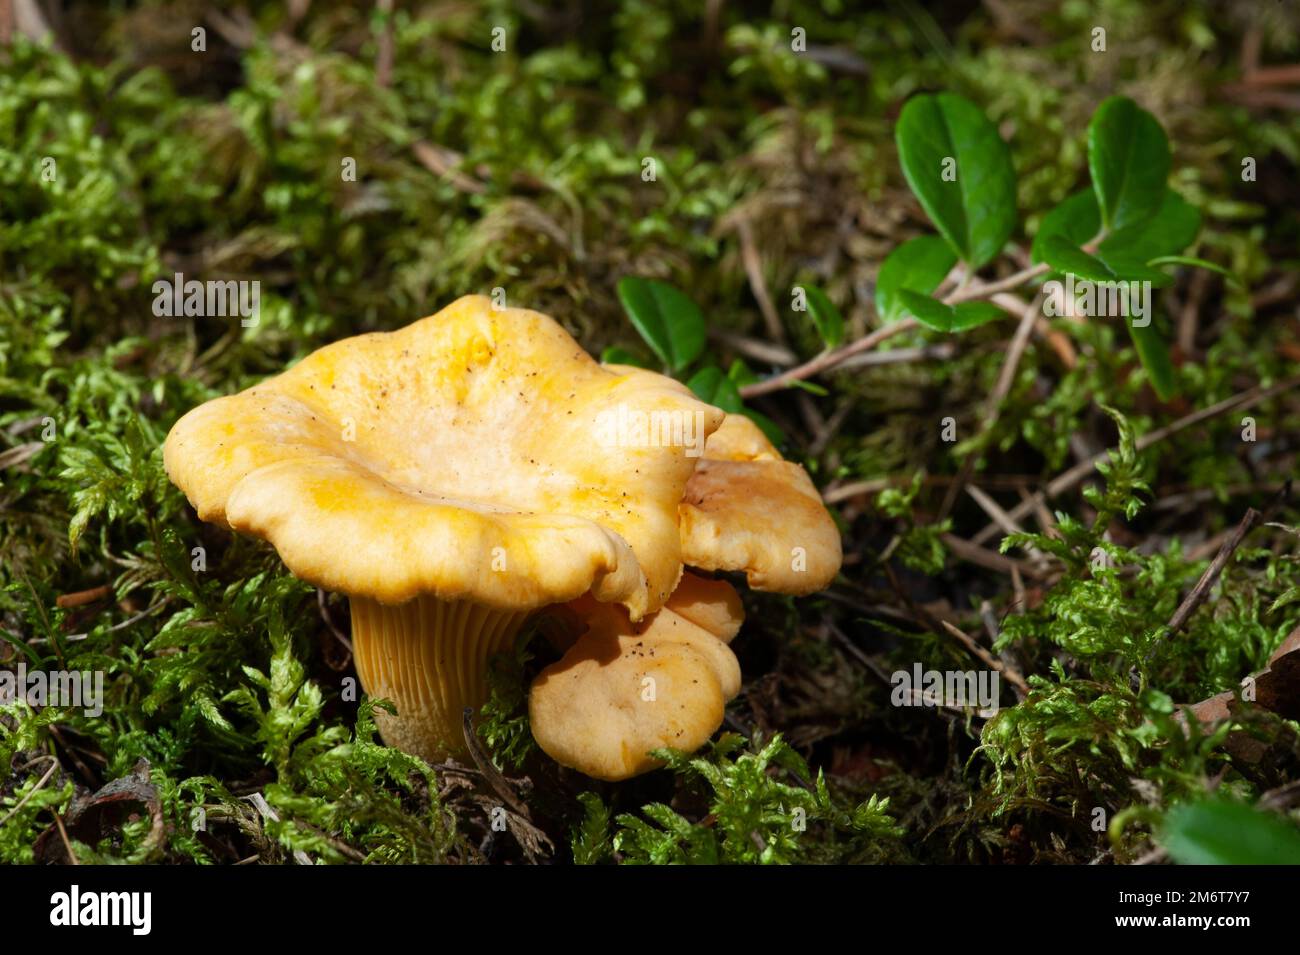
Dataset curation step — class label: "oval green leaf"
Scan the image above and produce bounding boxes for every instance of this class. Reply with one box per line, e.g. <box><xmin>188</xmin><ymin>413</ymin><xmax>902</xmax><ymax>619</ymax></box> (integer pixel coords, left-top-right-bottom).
<box><xmin>1100</xmin><ymin>189</ymin><xmax>1200</xmax><ymax>260</ymax></box>
<box><xmin>947</xmin><ymin>301</ymin><xmax>1005</xmax><ymax>332</ymax></box>
<box><xmin>895</xmin><ymin>93</ymin><xmax>1018</xmax><ymax>268</ymax></box>
<box><xmin>686</xmin><ymin>365</ymin><xmax>744</xmax><ymax>412</ymax></box>
<box><xmin>1087</xmin><ymin>96</ymin><xmax>1171</xmax><ymax>232</ymax></box>
<box><xmin>600</xmin><ymin>345</ymin><xmax>649</xmax><ymax>368</ymax></box>
<box><xmin>898</xmin><ymin>289</ymin><xmax>1003</xmax><ymax>333</ymax></box>
<box><xmin>1039</xmin><ymin>234</ymin><xmax>1175</xmax><ymax>288</ymax></box>
<box><xmin>726</xmin><ymin>358</ymin><xmax>759</xmax><ymax>387</ymax></box>
<box><xmin>1096</xmin><ymin>252</ymin><xmax>1175</xmax><ymax>287</ymax></box>
<box><xmin>1031</xmin><ymin>190</ymin><xmax>1101</xmax><ymax>264</ymax></box>
<box><xmin>1038</xmin><ymin>234</ymin><xmax>1117</xmax><ymax>283</ymax></box>
<box><xmin>1127</xmin><ymin>318</ymin><xmax>1177</xmax><ymax>401</ymax></box>
<box><xmin>1161</xmin><ymin>799</ymin><xmax>1300</xmax><ymax>865</ymax></box>
<box><xmin>688</xmin><ymin>365</ymin><xmax>785</xmax><ymax>445</ymax></box>
<box><xmin>876</xmin><ymin>235</ymin><xmax>958</xmax><ymax>323</ymax></box>
<box><xmin>616</xmin><ymin>276</ymin><xmax>707</xmax><ymax>373</ymax></box>
<box><xmin>800</xmin><ymin>284</ymin><xmax>845</xmax><ymax>349</ymax></box>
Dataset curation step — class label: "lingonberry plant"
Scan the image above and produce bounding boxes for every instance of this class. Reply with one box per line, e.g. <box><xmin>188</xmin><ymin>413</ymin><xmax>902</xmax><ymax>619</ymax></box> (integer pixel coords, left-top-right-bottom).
<box><xmin>616</xmin><ymin>93</ymin><xmax>1224</xmax><ymax>408</ymax></box>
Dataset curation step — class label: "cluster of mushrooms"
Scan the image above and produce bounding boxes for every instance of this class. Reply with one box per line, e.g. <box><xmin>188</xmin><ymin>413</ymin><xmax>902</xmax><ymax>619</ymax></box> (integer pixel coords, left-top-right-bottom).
<box><xmin>164</xmin><ymin>295</ymin><xmax>841</xmax><ymax>781</ymax></box>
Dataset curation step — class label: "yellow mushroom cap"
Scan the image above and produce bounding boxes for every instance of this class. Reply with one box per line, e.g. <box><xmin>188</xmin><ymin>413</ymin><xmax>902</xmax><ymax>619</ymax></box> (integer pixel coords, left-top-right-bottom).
<box><xmin>605</xmin><ymin>365</ymin><xmax>842</xmax><ymax>595</ymax></box>
<box><xmin>653</xmin><ymin>570</ymin><xmax>745</xmax><ymax>643</ymax></box>
<box><xmin>681</xmin><ymin>413</ymin><xmax>842</xmax><ymax>594</ymax></box>
<box><xmin>529</xmin><ymin>573</ymin><xmax>744</xmax><ymax>781</ymax></box>
<box><xmin>164</xmin><ymin>295</ymin><xmax>724</xmax><ymax>619</ymax></box>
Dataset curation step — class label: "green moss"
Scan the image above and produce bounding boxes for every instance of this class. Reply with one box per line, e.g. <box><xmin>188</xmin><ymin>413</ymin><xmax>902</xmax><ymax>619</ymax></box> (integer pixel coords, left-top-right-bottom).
<box><xmin>2</xmin><ymin>1</ymin><xmax>1299</xmax><ymax>864</ymax></box>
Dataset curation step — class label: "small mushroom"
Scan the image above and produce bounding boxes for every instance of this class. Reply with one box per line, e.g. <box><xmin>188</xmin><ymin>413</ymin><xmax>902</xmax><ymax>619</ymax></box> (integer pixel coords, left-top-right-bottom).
<box><xmin>680</xmin><ymin>412</ymin><xmax>843</xmax><ymax>593</ymax></box>
<box><xmin>529</xmin><ymin>573</ymin><xmax>744</xmax><ymax>781</ymax></box>
<box><xmin>529</xmin><ymin>372</ymin><xmax>843</xmax><ymax>780</ymax></box>
<box><xmin>605</xmin><ymin>365</ymin><xmax>843</xmax><ymax>593</ymax></box>
<box><xmin>163</xmin><ymin>295</ymin><xmax>723</xmax><ymax>762</ymax></box>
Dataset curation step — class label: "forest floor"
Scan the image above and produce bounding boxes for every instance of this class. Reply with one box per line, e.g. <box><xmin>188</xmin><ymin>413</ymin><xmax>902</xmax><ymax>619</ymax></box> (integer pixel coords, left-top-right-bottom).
<box><xmin>2</xmin><ymin>0</ymin><xmax>1300</xmax><ymax>864</ymax></box>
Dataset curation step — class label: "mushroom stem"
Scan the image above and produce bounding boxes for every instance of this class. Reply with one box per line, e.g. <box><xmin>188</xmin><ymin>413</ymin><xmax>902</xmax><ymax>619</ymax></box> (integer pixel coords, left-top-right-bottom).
<box><xmin>350</xmin><ymin>595</ymin><xmax>529</xmax><ymax>763</ymax></box>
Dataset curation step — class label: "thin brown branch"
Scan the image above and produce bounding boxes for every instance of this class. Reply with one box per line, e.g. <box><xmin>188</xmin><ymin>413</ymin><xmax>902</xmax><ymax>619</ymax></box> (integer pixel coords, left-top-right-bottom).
<box><xmin>0</xmin><ymin>757</ymin><xmax>58</xmax><ymax>829</ymax></box>
<box><xmin>940</xmin><ymin>620</ymin><xmax>1031</xmax><ymax>697</ymax></box>
<box><xmin>985</xmin><ymin>293</ymin><xmax>1043</xmax><ymax>413</ymax></box>
<box><xmin>823</xmin><ymin>471</ymin><xmax>1048</xmax><ymax>505</ymax></box>
<box><xmin>838</xmin><ymin>342</ymin><xmax>955</xmax><ymax>369</ymax></box>
<box><xmin>317</xmin><ymin>588</ymin><xmax>354</xmax><ymax>655</ymax></box>
<box><xmin>1147</xmin><ymin>482</ymin><xmax>1290</xmax><ymax>661</ymax></box>
<box><xmin>1235</xmin><ymin>63</ymin><xmax>1300</xmax><ymax>87</ymax></box>
<box><xmin>0</xmin><ymin>441</ymin><xmax>44</xmax><ymax>470</ymax></box>
<box><xmin>736</xmin><ymin>217</ymin><xmax>786</xmax><ymax>344</ymax></box>
<box><xmin>53</xmin><ymin>811</ymin><xmax>79</xmax><ymax>866</ymax></box>
<box><xmin>740</xmin><ymin>251</ymin><xmax>1052</xmax><ymax>398</ymax></box>
<box><xmin>740</xmin><ymin>318</ymin><xmax>918</xmax><ymax>398</ymax></box>
<box><xmin>944</xmin><ymin>263</ymin><xmax>1048</xmax><ymax>305</ymax></box>
<box><xmin>56</xmin><ymin>585</ymin><xmax>111</xmax><ymax>610</ymax></box>
<box><xmin>938</xmin><ymin>291</ymin><xmax>1041</xmax><ymax>520</ymax></box>
<box><xmin>461</xmin><ymin>709</ymin><xmax>532</xmax><ymax>820</ymax></box>
<box><xmin>1177</xmin><ymin>267</ymin><xmax>1210</xmax><ymax>356</ymax></box>
<box><xmin>412</xmin><ymin>141</ymin><xmax>488</xmax><ymax>195</ymax></box>
<box><xmin>972</xmin><ymin>374</ymin><xmax>1300</xmax><ymax>546</ymax></box>
<box><xmin>708</xmin><ymin>328</ymin><xmax>796</xmax><ymax>366</ymax></box>
<box><xmin>941</xmin><ymin>532</ymin><xmax>1047</xmax><ymax>581</ymax></box>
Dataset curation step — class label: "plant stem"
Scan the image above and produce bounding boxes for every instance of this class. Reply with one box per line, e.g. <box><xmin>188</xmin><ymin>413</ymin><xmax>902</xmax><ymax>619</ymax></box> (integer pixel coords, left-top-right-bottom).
<box><xmin>945</xmin><ymin>262</ymin><xmax>1049</xmax><ymax>304</ymax></box>
<box><xmin>739</xmin><ymin>318</ymin><xmax>919</xmax><ymax>398</ymax></box>
<box><xmin>741</xmin><ymin>258</ymin><xmax>1053</xmax><ymax>397</ymax></box>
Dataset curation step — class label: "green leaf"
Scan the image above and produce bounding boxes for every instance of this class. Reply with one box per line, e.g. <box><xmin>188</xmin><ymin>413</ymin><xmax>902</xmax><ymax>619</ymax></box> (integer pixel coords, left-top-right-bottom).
<box><xmin>688</xmin><ymin>366</ymin><xmax>785</xmax><ymax>445</ymax></box>
<box><xmin>799</xmin><ymin>284</ymin><xmax>844</xmax><ymax>348</ymax></box>
<box><xmin>895</xmin><ymin>93</ymin><xmax>1017</xmax><ymax>268</ymax></box>
<box><xmin>726</xmin><ymin>358</ymin><xmax>759</xmax><ymax>386</ymax></box>
<box><xmin>600</xmin><ymin>345</ymin><xmax>648</xmax><ymax>368</ymax></box>
<box><xmin>1100</xmin><ymin>190</ymin><xmax>1200</xmax><ymax>260</ymax></box>
<box><xmin>1038</xmin><ymin>233</ymin><xmax>1174</xmax><ymax>288</ymax></box>
<box><xmin>1095</xmin><ymin>254</ymin><xmax>1175</xmax><ymax>288</ymax></box>
<box><xmin>898</xmin><ymin>290</ymin><xmax>1003</xmax><ymax>332</ymax></box>
<box><xmin>1037</xmin><ymin>234</ymin><xmax>1118</xmax><ymax>283</ymax></box>
<box><xmin>1161</xmin><ymin>799</ymin><xmax>1300</xmax><ymax>865</ymax></box>
<box><xmin>1034</xmin><ymin>189</ymin><xmax>1198</xmax><ymax>270</ymax></box>
<box><xmin>742</xmin><ymin>408</ymin><xmax>786</xmax><ymax>447</ymax></box>
<box><xmin>1087</xmin><ymin>96</ymin><xmax>1171</xmax><ymax>232</ymax></box>
<box><xmin>875</xmin><ymin>235</ymin><xmax>958</xmax><ymax>323</ymax></box>
<box><xmin>616</xmin><ymin>276</ymin><xmax>707</xmax><ymax>372</ymax></box>
<box><xmin>1127</xmin><ymin>319</ymin><xmax>1177</xmax><ymax>401</ymax></box>
<box><xmin>946</xmin><ymin>301</ymin><xmax>1006</xmax><ymax>332</ymax></box>
<box><xmin>686</xmin><ymin>365</ymin><xmax>744</xmax><ymax>412</ymax></box>
<box><xmin>1031</xmin><ymin>190</ymin><xmax>1101</xmax><ymax>264</ymax></box>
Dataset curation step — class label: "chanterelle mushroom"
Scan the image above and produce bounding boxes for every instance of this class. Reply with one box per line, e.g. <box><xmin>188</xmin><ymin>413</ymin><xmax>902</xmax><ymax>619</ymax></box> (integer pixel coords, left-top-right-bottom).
<box><xmin>530</xmin><ymin>572</ymin><xmax>744</xmax><ymax>781</ymax></box>
<box><xmin>680</xmin><ymin>412</ymin><xmax>842</xmax><ymax>593</ymax></box>
<box><xmin>606</xmin><ymin>365</ymin><xmax>842</xmax><ymax>593</ymax></box>
<box><xmin>528</xmin><ymin>370</ymin><xmax>843</xmax><ymax>780</ymax></box>
<box><xmin>164</xmin><ymin>295</ymin><xmax>723</xmax><ymax>762</ymax></box>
